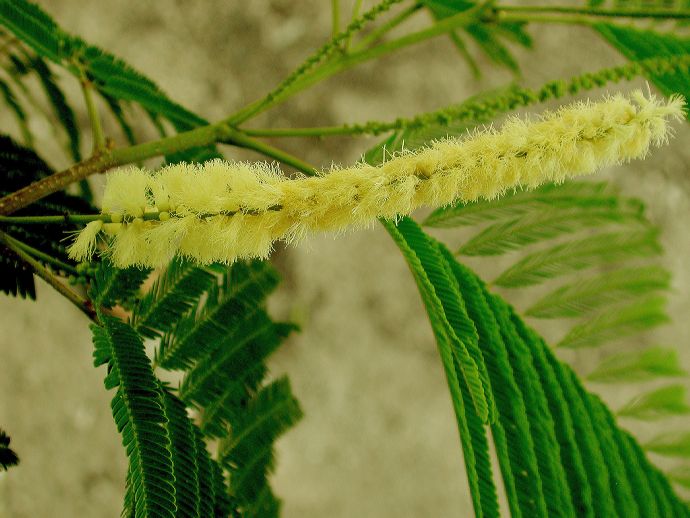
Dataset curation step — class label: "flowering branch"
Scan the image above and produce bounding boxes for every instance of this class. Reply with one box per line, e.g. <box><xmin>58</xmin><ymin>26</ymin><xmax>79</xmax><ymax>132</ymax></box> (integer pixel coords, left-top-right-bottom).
<box><xmin>65</xmin><ymin>92</ymin><xmax>683</xmax><ymax>268</ymax></box>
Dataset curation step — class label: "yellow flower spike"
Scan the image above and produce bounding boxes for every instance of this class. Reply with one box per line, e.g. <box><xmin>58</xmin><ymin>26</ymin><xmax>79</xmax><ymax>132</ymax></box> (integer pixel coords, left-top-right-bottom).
<box><xmin>70</xmin><ymin>91</ymin><xmax>684</xmax><ymax>268</ymax></box>
<box><xmin>103</xmin><ymin>223</ymin><xmax>122</xmax><ymax>236</ymax></box>
<box><xmin>101</xmin><ymin>166</ymin><xmax>149</xmax><ymax>217</ymax></box>
<box><xmin>67</xmin><ymin>220</ymin><xmax>103</xmax><ymax>262</ymax></box>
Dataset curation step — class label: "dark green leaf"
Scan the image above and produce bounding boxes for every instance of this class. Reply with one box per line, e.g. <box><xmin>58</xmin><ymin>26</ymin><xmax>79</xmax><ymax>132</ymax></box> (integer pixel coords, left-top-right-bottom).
<box><xmin>0</xmin><ymin>428</ymin><xmax>19</xmax><ymax>471</ymax></box>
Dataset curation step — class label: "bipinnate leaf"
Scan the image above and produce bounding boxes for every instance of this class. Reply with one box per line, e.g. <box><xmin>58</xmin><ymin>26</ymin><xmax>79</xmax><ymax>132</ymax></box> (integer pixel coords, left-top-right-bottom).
<box><xmin>0</xmin><ymin>135</ymin><xmax>94</xmax><ymax>300</ymax></box>
<box><xmin>386</xmin><ymin>217</ymin><xmax>690</xmax><ymax>517</ymax></box>
<box><xmin>91</xmin><ymin>315</ymin><xmax>176</xmax><ymax>518</ymax></box>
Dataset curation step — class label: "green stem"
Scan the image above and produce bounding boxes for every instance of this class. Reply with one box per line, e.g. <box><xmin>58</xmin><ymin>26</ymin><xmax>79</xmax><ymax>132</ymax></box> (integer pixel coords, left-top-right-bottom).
<box><xmin>239</xmin><ymin>3</ymin><xmax>484</xmax><ymax>124</ymax></box>
<box><xmin>352</xmin><ymin>3</ymin><xmax>422</xmax><ymax>52</ymax></box>
<box><xmin>8</xmin><ymin>236</ymin><xmax>79</xmax><ymax>275</ymax></box>
<box><xmin>0</xmin><ymin>2</ymin><xmax>485</xmax><ymax>216</ymax></box>
<box><xmin>244</xmin><ymin>53</ymin><xmax>690</xmax><ymax>140</ymax></box>
<box><xmin>495</xmin><ymin>4</ymin><xmax>690</xmax><ymax>20</ymax></box>
<box><xmin>498</xmin><ymin>14</ymin><xmax>595</xmax><ymax>26</ymax></box>
<box><xmin>0</xmin><ymin>212</ymin><xmax>163</xmax><ymax>225</ymax></box>
<box><xmin>222</xmin><ymin>130</ymin><xmax>318</xmax><ymax>175</ymax></box>
<box><xmin>345</xmin><ymin>0</ymin><xmax>365</xmax><ymax>50</ymax></box>
<box><xmin>0</xmin><ymin>123</ymin><xmax>233</xmax><ymax>216</ymax></box>
<box><xmin>81</xmin><ymin>79</ymin><xmax>106</xmax><ymax>153</ymax></box>
<box><xmin>224</xmin><ymin>0</ymin><xmax>407</xmax><ymax>126</ymax></box>
<box><xmin>242</xmin><ymin>125</ymin><xmax>359</xmax><ymax>138</ymax></box>
<box><xmin>0</xmin><ymin>230</ymin><xmax>96</xmax><ymax>320</ymax></box>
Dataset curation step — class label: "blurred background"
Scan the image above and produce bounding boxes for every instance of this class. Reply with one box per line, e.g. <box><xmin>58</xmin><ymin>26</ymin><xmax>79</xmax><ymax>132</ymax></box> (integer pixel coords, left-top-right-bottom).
<box><xmin>1</xmin><ymin>1</ymin><xmax>689</xmax><ymax>516</ymax></box>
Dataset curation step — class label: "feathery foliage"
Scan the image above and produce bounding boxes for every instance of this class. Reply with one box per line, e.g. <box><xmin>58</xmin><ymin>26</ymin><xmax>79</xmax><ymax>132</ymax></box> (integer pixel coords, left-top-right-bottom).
<box><xmin>385</xmin><ymin>216</ymin><xmax>689</xmax><ymax>517</ymax></box>
<box><xmin>88</xmin><ymin>259</ymin><xmax>151</xmax><ymax>309</ymax></box>
<box><xmin>144</xmin><ymin>259</ymin><xmax>301</xmax><ymax>510</ymax></box>
<box><xmin>458</xmin><ymin>203</ymin><xmax>644</xmax><ymax>256</ymax></box>
<box><xmin>0</xmin><ymin>136</ymin><xmax>93</xmax><ymax>298</ymax></box>
<box><xmin>594</xmin><ymin>23</ymin><xmax>690</xmax><ymax>108</ymax></box>
<box><xmin>132</xmin><ymin>259</ymin><xmax>215</xmax><ymax>338</ymax></box>
<box><xmin>422</xmin><ymin>0</ymin><xmax>531</xmax><ymax>74</ymax></box>
<box><xmin>3</xmin><ymin>0</ymin><xmax>690</xmax><ymax>516</ymax></box>
<box><xmin>0</xmin><ymin>428</ymin><xmax>19</xmax><ymax>471</ymax></box>
<box><xmin>91</xmin><ymin>314</ymin><xmax>176</xmax><ymax>518</ymax></box>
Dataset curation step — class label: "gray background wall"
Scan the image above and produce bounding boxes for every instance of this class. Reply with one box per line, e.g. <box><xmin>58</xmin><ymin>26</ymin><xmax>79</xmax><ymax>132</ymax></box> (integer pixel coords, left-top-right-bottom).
<box><xmin>1</xmin><ymin>1</ymin><xmax>689</xmax><ymax>517</ymax></box>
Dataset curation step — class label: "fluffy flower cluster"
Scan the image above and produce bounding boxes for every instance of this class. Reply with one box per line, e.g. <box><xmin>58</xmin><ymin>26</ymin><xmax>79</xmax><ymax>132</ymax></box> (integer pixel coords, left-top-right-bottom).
<box><xmin>69</xmin><ymin>91</ymin><xmax>684</xmax><ymax>267</ymax></box>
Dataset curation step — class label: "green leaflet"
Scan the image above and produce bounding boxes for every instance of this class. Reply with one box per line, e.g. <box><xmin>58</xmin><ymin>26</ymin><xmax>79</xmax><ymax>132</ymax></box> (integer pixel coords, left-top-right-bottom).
<box><xmin>587</xmin><ymin>346</ymin><xmax>686</xmax><ymax>383</ymax></box>
<box><xmin>218</xmin><ymin>377</ymin><xmax>302</xmax><ymax>510</ymax></box>
<box><xmin>487</xmin><ymin>294</ymin><xmax>573</xmax><ymax>518</ymax></box>
<box><xmin>0</xmin><ymin>0</ymin><xmax>62</xmax><ymax>62</ymax></box>
<box><xmin>91</xmin><ymin>315</ymin><xmax>176</xmax><ymax>518</ymax></box>
<box><xmin>576</xmin><ymin>388</ymin><xmax>638</xmax><ymax>516</ymax></box>
<box><xmin>29</xmin><ymin>56</ymin><xmax>81</xmax><ymax>161</ymax></box>
<box><xmin>161</xmin><ymin>390</ymin><xmax>202</xmax><ymax>518</ymax></box>
<box><xmin>155</xmin><ymin>260</ymin><xmax>281</xmax><ymax>370</ymax></box>
<box><xmin>0</xmin><ymin>79</ymin><xmax>32</xmax><ymax>147</ymax></box>
<box><xmin>543</xmin><ymin>342</ymin><xmax>619</xmax><ymax>516</ymax></box>
<box><xmin>132</xmin><ymin>259</ymin><xmax>216</xmax><ymax>339</ymax></box>
<box><xmin>526</xmin><ymin>265</ymin><xmax>670</xmax><ymax>318</ymax></box>
<box><xmin>382</xmin><ymin>218</ymin><xmax>498</xmax><ymax>517</ymax></box>
<box><xmin>0</xmin><ymin>136</ymin><xmax>95</xmax><ymax>299</ymax></box>
<box><xmin>192</xmin><ymin>428</ymin><xmax>216</xmax><ymax>518</ymax></box>
<box><xmin>89</xmin><ymin>260</ymin><xmax>151</xmax><ymax>309</ymax></box>
<box><xmin>382</xmin><ymin>217</ymin><xmax>492</xmax><ymax>423</ymax></box>
<box><xmin>494</xmin><ymin>228</ymin><xmax>662</xmax><ymax>288</ymax></box>
<box><xmin>458</xmin><ymin>203</ymin><xmax>643</xmax><ymax>256</ymax></box>
<box><xmin>511</xmin><ymin>317</ymin><xmax>593</xmax><ymax>517</ymax></box>
<box><xmin>618</xmin><ymin>384</ymin><xmax>690</xmax><ymax>420</ymax></box>
<box><xmin>597</xmin><ymin>405</ymin><xmax>660</xmax><ymax>518</ymax></box>
<box><xmin>451</xmin><ymin>262</ymin><xmax>539</xmax><ymax>518</ymax></box>
<box><xmin>556</xmin><ymin>296</ymin><xmax>669</xmax><ymax>349</ymax></box>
